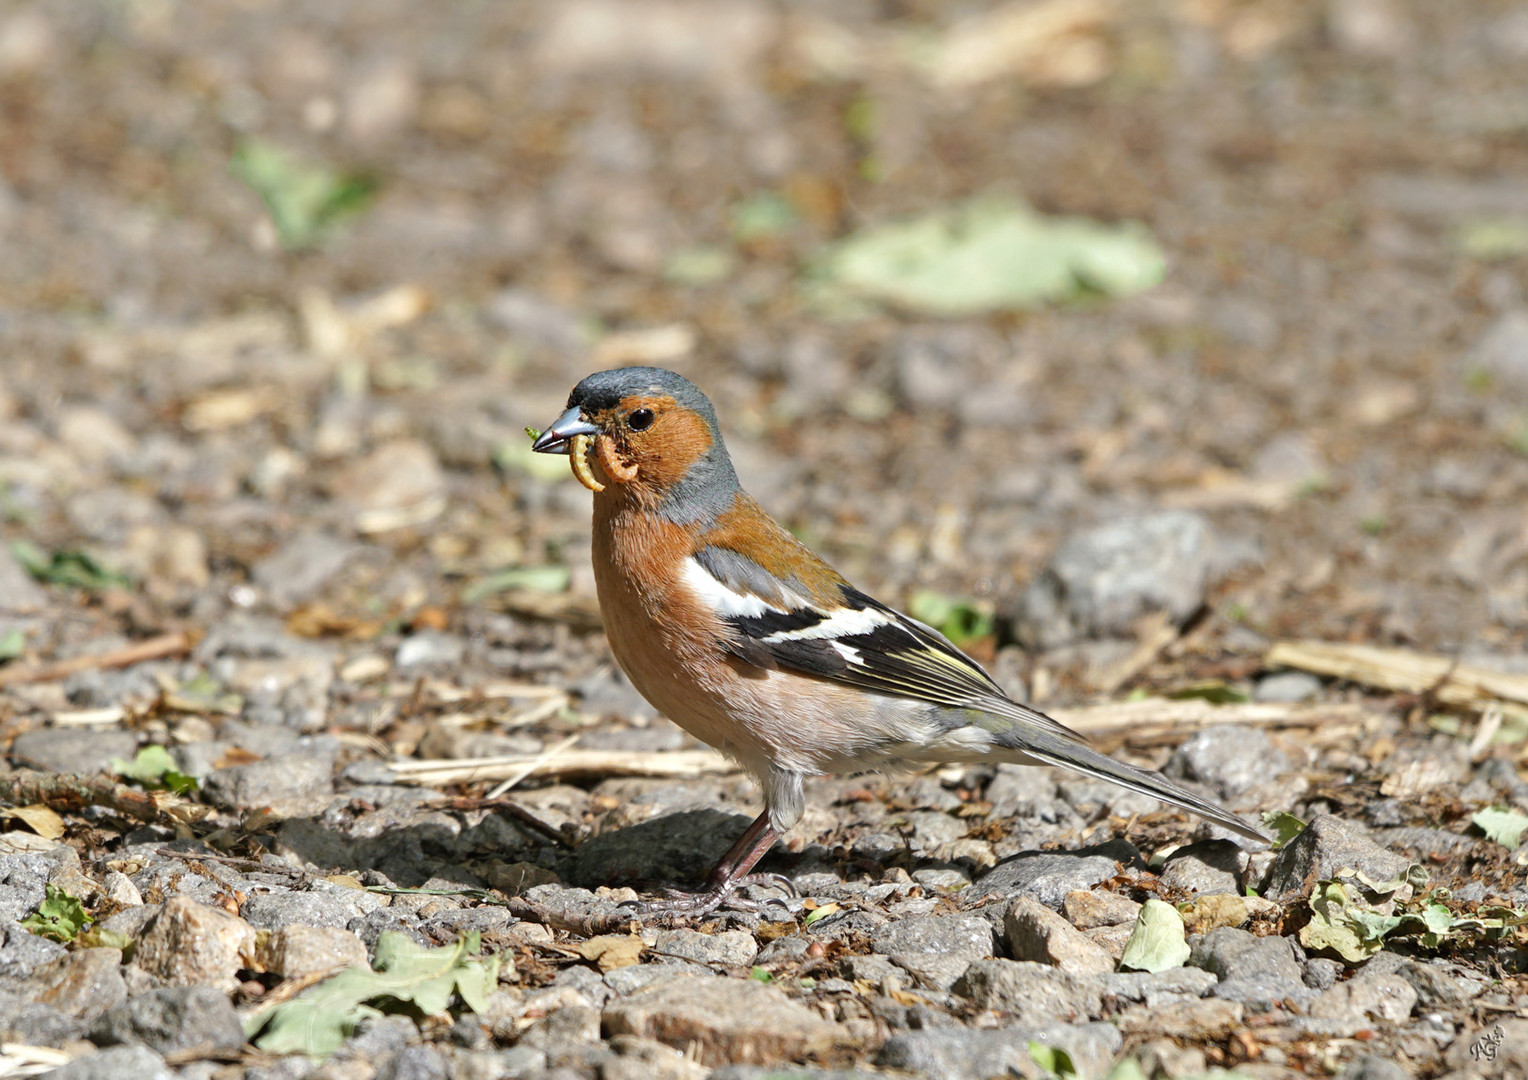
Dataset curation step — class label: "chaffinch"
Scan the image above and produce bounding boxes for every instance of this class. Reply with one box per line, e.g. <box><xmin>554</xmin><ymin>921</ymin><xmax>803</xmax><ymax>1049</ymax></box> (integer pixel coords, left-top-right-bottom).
<box><xmin>532</xmin><ymin>366</ymin><xmax>1263</xmax><ymax>912</ymax></box>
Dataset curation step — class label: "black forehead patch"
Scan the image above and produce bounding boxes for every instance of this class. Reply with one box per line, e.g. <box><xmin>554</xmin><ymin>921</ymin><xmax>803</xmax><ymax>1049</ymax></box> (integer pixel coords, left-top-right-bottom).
<box><xmin>568</xmin><ymin>367</ymin><xmax>720</xmax><ymax>430</ymax></box>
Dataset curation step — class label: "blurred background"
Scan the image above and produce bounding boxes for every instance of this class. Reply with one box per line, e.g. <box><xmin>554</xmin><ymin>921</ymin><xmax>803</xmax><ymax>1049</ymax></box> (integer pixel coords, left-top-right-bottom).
<box><xmin>2</xmin><ymin>0</ymin><xmax>1528</xmax><ymax>694</ymax></box>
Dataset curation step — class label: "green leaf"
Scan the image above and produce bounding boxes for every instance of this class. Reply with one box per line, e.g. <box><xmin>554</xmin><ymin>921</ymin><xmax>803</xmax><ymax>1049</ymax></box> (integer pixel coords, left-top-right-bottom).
<box><xmin>1300</xmin><ymin>879</ymin><xmax>1401</xmax><ymax>962</ymax></box>
<box><xmin>111</xmin><ymin>745</ymin><xmax>199</xmax><ymax>796</ymax></box>
<box><xmin>1119</xmin><ymin>898</ymin><xmax>1190</xmax><ymax>973</ymax></box>
<box><xmin>161</xmin><ymin>672</ymin><xmax>243</xmax><ymax>716</ymax></box>
<box><xmin>461</xmin><ymin>564</ymin><xmax>572</xmax><ymax>604</ymax></box>
<box><xmin>77</xmin><ymin>926</ymin><xmax>134</xmax><ymax>951</ymax></box>
<box><xmin>1455</xmin><ymin>218</ymin><xmax>1528</xmax><ymax>261</ymax></box>
<box><xmin>1261</xmin><ymin>811</ymin><xmax>1308</xmax><ymax>850</ymax></box>
<box><xmin>1169</xmin><ymin>680</ymin><xmax>1250</xmax><ymax>705</ymax></box>
<box><xmin>230</xmin><ymin>139</ymin><xmax>376</xmax><ymax>251</ymax></box>
<box><xmin>906</xmin><ymin>591</ymin><xmax>994</xmax><ymax>647</ymax></box>
<box><xmin>663</xmin><ymin>246</ymin><xmax>736</xmax><ymax>287</ymax></box>
<box><xmin>749</xmin><ymin>966</ymin><xmax>773</xmax><ymax>983</ymax></box>
<box><xmin>732</xmin><ymin>192</ymin><xmax>798</xmax><ymax>242</ymax></box>
<box><xmin>21</xmin><ymin>884</ymin><xmax>89</xmax><ymax>943</ymax></box>
<box><xmin>809</xmin><ymin>196</ymin><xmax>1166</xmax><ymax>317</ymax></box>
<box><xmin>0</xmin><ymin>627</ymin><xmax>23</xmax><ymax>662</ymax></box>
<box><xmin>803</xmin><ymin>902</ymin><xmax>840</xmax><ymax>926</ymax></box>
<box><xmin>9</xmin><ymin>540</ymin><xmax>132</xmax><ymax>591</ymax></box>
<box><xmin>1472</xmin><ymin>806</ymin><xmax>1528</xmax><ymax>848</ymax></box>
<box><xmin>247</xmin><ymin>931</ymin><xmax>500</xmax><ymax>1057</ymax></box>
<box><xmin>1028</xmin><ymin>1041</ymin><xmax>1078</xmax><ymax>1078</ymax></box>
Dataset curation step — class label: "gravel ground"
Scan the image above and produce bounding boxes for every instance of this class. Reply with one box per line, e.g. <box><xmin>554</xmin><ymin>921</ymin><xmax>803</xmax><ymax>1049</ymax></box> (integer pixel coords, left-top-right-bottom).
<box><xmin>3</xmin><ymin>1</ymin><xmax>1528</xmax><ymax>1078</ymax></box>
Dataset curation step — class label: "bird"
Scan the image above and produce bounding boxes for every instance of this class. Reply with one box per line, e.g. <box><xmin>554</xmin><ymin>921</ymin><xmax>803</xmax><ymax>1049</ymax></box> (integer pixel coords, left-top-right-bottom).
<box><xmin>531</xmin><ymin>366</ymin><xmax>1264</xmax><ymax>913</ymax></box>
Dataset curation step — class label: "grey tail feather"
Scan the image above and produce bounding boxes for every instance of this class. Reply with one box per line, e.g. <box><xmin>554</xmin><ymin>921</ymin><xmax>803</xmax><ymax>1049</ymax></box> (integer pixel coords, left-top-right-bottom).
<box><xmin>998</xmin><ymin>731</ymin><xmax>1268</xmax><ymax>844</ymax></box>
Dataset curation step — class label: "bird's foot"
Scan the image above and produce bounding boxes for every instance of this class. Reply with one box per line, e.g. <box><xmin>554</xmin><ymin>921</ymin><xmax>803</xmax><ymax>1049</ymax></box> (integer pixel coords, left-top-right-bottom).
<box><xmin>621</xmin><ymin>873</ymin><xmax>796</xmax><ymax>920</ymax></box>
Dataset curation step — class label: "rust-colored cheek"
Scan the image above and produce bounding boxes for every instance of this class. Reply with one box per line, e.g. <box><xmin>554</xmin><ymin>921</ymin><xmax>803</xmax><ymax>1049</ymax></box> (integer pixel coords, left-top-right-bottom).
<box><xmin>596</xmin><ymin>433</ymin><xmax>639</xmax><ymax>485</ymax></box>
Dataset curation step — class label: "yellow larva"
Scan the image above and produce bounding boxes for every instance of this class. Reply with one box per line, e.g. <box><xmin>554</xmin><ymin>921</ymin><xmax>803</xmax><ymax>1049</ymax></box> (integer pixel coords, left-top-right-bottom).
<box><xmin>569</xmin><ymin>433</ymin><xmax>605</xmax><ymax>493</ymax></box>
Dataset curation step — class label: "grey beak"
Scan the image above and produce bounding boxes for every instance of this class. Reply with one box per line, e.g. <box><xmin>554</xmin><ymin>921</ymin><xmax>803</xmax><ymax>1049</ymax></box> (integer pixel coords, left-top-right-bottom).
<box><xmin>531</xmin><ymin>407</ymin><xmax>600</xmax><ymax>455</ymax></box>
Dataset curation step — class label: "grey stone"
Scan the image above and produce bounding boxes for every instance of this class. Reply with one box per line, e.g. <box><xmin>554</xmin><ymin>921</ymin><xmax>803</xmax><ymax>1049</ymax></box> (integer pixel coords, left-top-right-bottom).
<box><xmin>31</xmin><ymin>947</ymin><xmax>127</xmax><ymax>1021</ymax></box>
<box><xmin>712</xmin><ymin>1068</ymin><xmax>882</xmax><ymax>1080</ymax></box>
<box><xmin>350</xmin><ymin>908</ymin><xmax>429</xmax><ymax>949</ymax></box>
<box><xmin>44</xmin><ymin>1044</ymin><xmax>173</xmax><ymax>1080</ymax></box>
<box><xmin>0</xmin><ymin>990</ymin><xmax>83</xmax><ymax>1046</ymax></box>
<box><xmin>1390</xmin><ymin>957</ymin><xmax>1479</xmax><ymax>1007</ymax></box>
<box><xmin>1261</xmin><ymin>814</ymin><xmax>1410</xmax><ymax>898</ymax></box>
<box><xmin>376</xmin><ymin>1044</ymin><xmax>450</xmax><ymax>1080</ymax></box>
<box><xmin>257</xmin><ymin>924</ymin><xmax>368</xmax><ymax>977</ymax></box>
<box><xmin>1254</xmin><ymin>671</ymin><xmax>1324</xmax><ymax>703</ymax></box>
<box><xmin>871</xmin><ymin>914</ymin><xmax>996</xmax><ymax>959</ymax></box>
<box><xmin>0</xmin><ymin>854</ymin><xmax>51</xmax><ymax>923</ymax></box>
<box><xmin>396</xmin><ymin>630</ymin><xmax>467</xmax><ymax>671</ymax></box>
<box><xmin>202</xmin><ymin>736</ymin><xmax>338</xmax><ymax>813</ymax></box>
<box><xmin>1061</xmin><ymin>889</ymin><xmax>1142</xmax><ymax>929</ymax></box>
<box><xmin>1013</xmin><ymin>511</ymin><xmax>1239</xmax><ymax>647</ymax></box>
<box><xmin>983</xmin><ymin>766</ymin><xmax>1077</xmax><ymax>826</ymax></box>
<box><xmin>602</xmin><ymin>976</ymin><xmax>849</xmax><ymax>1066</ymax></box>
<box><xmin>486</xmin><ymin>1045</ymin><xmax>548</xmax><ymax>1076</ymax></box>
<box><xmin>1306</xmin><ymin>971</ymin><xmax>1417</xmax><ymax>1034</ymax></box>
<box><xmin>486</xmin><ymin>288</ymin><xmax>590</xmax><ymax>356</ymax></box>
<box><xmin>877</xmin><ymin>1023</ymin><xmax>1122</xmax><ymax>1080</ymax></box>
<box><xmin>89</xmin><ymin>986</ymin><xmax>245</xmax><ymax>1055</ymax></box>
<box><xmin>9</xmin><ymin>728</ymin><xmax>138</xmax><ymax>776</ymax></box>
<box><xmin>241</xmin><ymin>890</ymin><xmax>365</xmax><ymax>931</ymax></box>
<box><xmin>973</xmin><ymin>840</ymin><xmax>1139</xmax><ymax>909</ymax></box>
<box><xmin>1003</xmin><ymin>897</ymin><xmax>1116</xmax><ymax>976</ymax></box>
<box><xmin>604</xmin><ymin>964</ymin><xmax>713</xmax><ymax>996</ymax></box>
<box><xmin>1473</xmin><ymin>309</ymin><xmax>1528</xmax><ymax>392</ymax></box>
<box><xmin>952</xmin><ymin>959</ymin><xmax>1102</xmax><ymax>1022</ymax></box>
<box><xmin>132</xmin><ymin>896</ymin><xmax>256</xmax><ymax>990</ymax></box>
<box><xmin>568</xmin><ymin>809</ymin><xmax>759</xmax><ymax>889</ymax></box>
<box><xmin>1189</xmin><ymin>926</ymin><xmax>1315</xmax><ymax>1010</ymax></box>
<box><xmin>1096</xmin><ymin>967</ymin><xmax>1218</xmax><ymax>1002</ymax></box>
<box><xmin>1337</xmin><ymin>1054</ymin><xmax>1411</xmax><ymax>1080</ymax></box>
<box><xmin>0</xmin><ymin>921</ymin><xmax>68</xmax><ymax>979</ymax></box>
<box><xmin>251</xmin><ymin>529</ymin><xmax>365</xmax><ymax>609</ymax></box>
<box><xmin>1304</xmin><ymin>956</ymin><xmax>1342</xmax><ymax>991</ymax></box>
<box><xmin>650</xmin><ymin>928</ymin><xmax>757</xmax><ymax>968</ymax></box>
<box><xmin>1166</xmin><ymin>727</ymin><xmax>1289</xmax><ymax>800</ymax></box>
<box><xmin>0</xmin><ymin>545</ymin><xmax>48</xmax><ymax>612</ymax></box>
<box><xmin>1157</xmin><ymin>840</ymin><xmax>1244</xmax><ymax>896</ymax></box>
<box><xmin>335</xmin><ymin>1014</ymin><xmax>420</xmax><ymax>1060</ymax></box>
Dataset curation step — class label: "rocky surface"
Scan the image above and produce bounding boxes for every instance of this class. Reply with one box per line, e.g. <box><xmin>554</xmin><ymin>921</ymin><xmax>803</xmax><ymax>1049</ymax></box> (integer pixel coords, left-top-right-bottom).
<box><xmin>2</xmin><ymin>0</ymin><xmax>1527</xmax><ymax>1077</ymax></box>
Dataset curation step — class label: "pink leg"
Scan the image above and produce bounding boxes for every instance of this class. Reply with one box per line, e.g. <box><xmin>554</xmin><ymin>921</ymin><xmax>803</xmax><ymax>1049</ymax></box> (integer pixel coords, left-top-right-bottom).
<box><xmin>635</xmin><ymin>809</ymin><xmax>792</xmax><ymax>917</ymax></box>
<box><xmin>705</xmin><ymin>810</ymin><xmax>780</xmax><ymax>889</ymax></box>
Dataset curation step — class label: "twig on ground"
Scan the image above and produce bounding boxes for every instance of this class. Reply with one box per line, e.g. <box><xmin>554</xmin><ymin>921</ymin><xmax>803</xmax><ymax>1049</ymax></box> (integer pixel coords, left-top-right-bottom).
<box><xmin>1266</xmin><ymin>640</ymin><xmax>1528</xmax><ymax>714</ymax></box>
<box><xmin>0</xmin><ymin>631</ymin><xmax>192</xmax><ymax>688</ymax></box>
<box><xmin>1052</xmin><ymin>698</ymin><xmax>1370</xmax><ymax>744</ymax></box>
<box><xmin>386</xmin><ymin>748</ymin><xmax>737</xmax><ymax>787</ymax></box>
<box><xmin>3</xmin><ymin>768</ymin><xmax>205</xmax><ymax>824</ymax></box>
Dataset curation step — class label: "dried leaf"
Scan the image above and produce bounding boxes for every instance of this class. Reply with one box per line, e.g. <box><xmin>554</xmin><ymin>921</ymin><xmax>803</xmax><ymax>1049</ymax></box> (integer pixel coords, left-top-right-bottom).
<box><xmin>576</xmin><ymin>935</ymin><xmax>644</xmax><ymax>972</ymax></box>
<box><xmin>2</xmin><ymin>804</ymin><xmax>66</xmax><ymax>840</ymax></box>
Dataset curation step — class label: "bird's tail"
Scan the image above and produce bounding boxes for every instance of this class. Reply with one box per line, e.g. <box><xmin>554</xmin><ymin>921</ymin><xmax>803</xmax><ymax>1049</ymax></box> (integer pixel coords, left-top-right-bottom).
<box><xmin>990</xmin><ymin>725</ymin><xmax>1267</xmax><ymax>844</ymax></box>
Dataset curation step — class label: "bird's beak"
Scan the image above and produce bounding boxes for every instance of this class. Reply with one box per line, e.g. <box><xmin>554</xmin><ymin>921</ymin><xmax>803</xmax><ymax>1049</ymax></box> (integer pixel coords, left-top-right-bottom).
<box><xmin>531</xmin><ymin>407</ymin><xmax>599</xmax><ymax>456</ymax></box>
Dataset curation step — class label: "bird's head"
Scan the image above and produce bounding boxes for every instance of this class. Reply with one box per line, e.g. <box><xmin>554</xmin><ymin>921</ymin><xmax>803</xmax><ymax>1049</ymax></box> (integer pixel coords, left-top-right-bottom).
<box><xmin>531</xmin><ymin>366</ymin><xmax>740</xmax><ymax>520</ymax></box>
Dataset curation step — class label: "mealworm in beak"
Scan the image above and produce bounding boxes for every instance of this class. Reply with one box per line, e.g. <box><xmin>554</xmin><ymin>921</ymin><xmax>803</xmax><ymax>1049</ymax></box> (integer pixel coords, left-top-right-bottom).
<box><xmin>569</xmin><ymin>433</ymin><xmax>605</xmax><ymax>493</ymax></box>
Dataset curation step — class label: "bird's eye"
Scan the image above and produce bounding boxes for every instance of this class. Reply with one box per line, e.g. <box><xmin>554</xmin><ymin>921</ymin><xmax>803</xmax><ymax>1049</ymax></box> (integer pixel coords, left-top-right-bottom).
<box><xmin>627</xmin><ymin>408</ymin><xmax>655</xmax><ymax>431</ymax></box>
